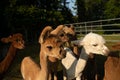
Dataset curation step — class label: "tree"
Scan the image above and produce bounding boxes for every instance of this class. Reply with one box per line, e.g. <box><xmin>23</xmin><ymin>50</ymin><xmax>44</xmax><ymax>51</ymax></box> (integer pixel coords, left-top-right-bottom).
<box><xmin>0</xmin><ymin>0</ymin><xmax>74</xmax><ymax>42</ymax></box>
<box><xmin>85</xmin><ymin>0</ymin><xmax>105</xmax><ymax>20</ymax></box>
<box><xmin>104</xmin><ymin>0</ymin><xmax>120</xmax><ymax>18</ymax></box>
<box><xmin>76</xmin><ymin>0</ymin><xmax>86</xmax><ymax>22</ymax></box>
<box><xmin>76</xmin><ymin>0</ymin><xmax>107</xmax><ymax>21</ymax></box>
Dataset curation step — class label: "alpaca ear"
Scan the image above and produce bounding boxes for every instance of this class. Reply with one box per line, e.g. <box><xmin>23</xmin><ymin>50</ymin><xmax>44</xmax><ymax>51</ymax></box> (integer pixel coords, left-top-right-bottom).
<box><xmin>12</xmin><ymin>33</ymin><xmax>22</xmax><ymax>38</ymax></box>
<box><xmin>50</xmin><ymin>25</ymin><xmax>64</xmax><ymax>35</ymax></box>
<box><xmin>1</xmin><ymin>38</ymin><xmax>10</xmax><ymax>43</ymax></box>
<box><xmin>79</xmin><ymin>37</ymin><xmax>85</xmax><ymax>46</ymax></box>
<box><xmin>70</xmin><ymin>25</ymin><xmax>74</xmax><ymax>30</ymax></box>
<box><xmin>79</xmin><ymin>41</ymin><xmax>84</xmax><ymax>46</ymax></box>
<box><xmin>63</xmin><ymin>25</ymin><xmax>75</xmax><ymax>36</ymax></box>
<box><xmin>39</xmin><ymin>26</ymin><xmax>53</xmax><ymax>44</ymax></box>
<box><xmin>71</xmin><ymin>40</ymin><xmax>83</xmax><ymax>46</ymax></box>
<box><xmin>1</xmin><ymin>38</ymin><xmax>6</xmax><ymax>43</ymax></box>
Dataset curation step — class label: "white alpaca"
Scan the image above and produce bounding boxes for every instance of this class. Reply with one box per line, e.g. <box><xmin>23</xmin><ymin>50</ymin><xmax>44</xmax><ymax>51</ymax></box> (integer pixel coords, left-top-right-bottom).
<box><xmin>62</xmin><ymin>32</ymin><xmax>109</xmax><ymax>80</ymax></box>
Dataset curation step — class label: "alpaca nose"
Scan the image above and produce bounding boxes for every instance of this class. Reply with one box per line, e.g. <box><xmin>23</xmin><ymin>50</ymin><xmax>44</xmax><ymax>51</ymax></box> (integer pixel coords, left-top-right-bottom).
<box><xmin>22</xmin><ymin>40</ymin><xmax>25</xmax><ymax>44</ymax></box>
<box><xmin>103</xmin><ymin>46</ymin><xmax>110</xmax><ymax>56</ymax></box>
<box><xmin>20</xmin><ymin>40</ymin><xmax>25</xmax><ymax>49</ymax></box>
<box><xmin>105</xmin><ymin>49</ymin><xmax>110</xmax><ymax>56</ymax></box>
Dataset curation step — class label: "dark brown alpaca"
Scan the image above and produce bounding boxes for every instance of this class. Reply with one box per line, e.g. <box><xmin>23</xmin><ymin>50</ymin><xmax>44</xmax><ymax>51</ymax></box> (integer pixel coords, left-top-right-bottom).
<box><xmin>0</xmin><ymin>33</ymin><xmax>24</xmax><ymax>75</ymax></box>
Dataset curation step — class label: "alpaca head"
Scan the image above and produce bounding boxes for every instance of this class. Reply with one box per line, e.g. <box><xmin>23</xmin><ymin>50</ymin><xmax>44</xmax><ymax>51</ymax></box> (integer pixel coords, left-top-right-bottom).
<box><xmin>51</xmin><ymin>25</ymin><xmax>75</xmax><ymax>43</ymax></box>
<box><xmin>1</xmin><ymin>33</ymin><xmax>25</xmax><ymax>49</ymax></box>
<box><xmin>39</xmin><ymin>26</ymin><xmax>66</xmax><ymax>60</ymax></box>
<box><xmin>63</xmin><ymin>25</ymin><xmax>75</xmax><ymax>38</ymax></box>
<box><xmin>80</xmin><ymin>32</ymin><xmax>109</xmax><ymax>56</ymax></box>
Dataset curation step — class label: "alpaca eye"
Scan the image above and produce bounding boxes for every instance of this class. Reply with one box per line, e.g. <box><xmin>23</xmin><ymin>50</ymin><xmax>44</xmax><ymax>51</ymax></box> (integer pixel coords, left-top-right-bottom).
<box><xmin>93</xmin><ymin>44</ymin><xmax>98</xmax><ymax>47</ymax></box>
<box><xmin>47</xmin><ymin>46</ymin><xmax>52</xmax><ymax>50</ymax></box>
<box><xmin>16</xmin><ymin>39</ymin><xmax>20</xmax><ymax>42</ymax></box>
<box><xmin>60</xmin><ymin>45</ymin><xmax>63</xmax><ymax>47</ymax></box>
<box><xmin>60</xmin><ymin>34</ymin><xmax>64</xmax><ymax>37</ymax></box>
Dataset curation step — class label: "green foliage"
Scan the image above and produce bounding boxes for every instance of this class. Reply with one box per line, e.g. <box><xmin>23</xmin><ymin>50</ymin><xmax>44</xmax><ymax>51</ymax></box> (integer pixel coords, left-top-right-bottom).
<box><xmin>76</xmin><ymin>0</ymin><xmax>86</xmax><ymax>22</ymax></box>
<box><xmin>9</xmin><ymin>0</ymin><xmax>17</xmax><ymax>7</ymax></box>
<box><xmin>0</xmin><ymin>0</ymin><xmax>74</xmax><ymax>42</ymax></box>
<box><xmin>104</xmin><ymin>0</ymin><xmax>120</xmax><ymax>18</ymax></box>
<box><xmin>85</xmin><ymin>0</ymin><xmax>105</xmax><ymax>20</ymax></box>
<box><xmin>1</xmin><ymin>0</ymin><xmax>120</xmax><ymax>42</ymax></box>
<box><xmin>76</xmin><ymin>0</ymin><xmax>120</xmax><ymax>21</ymax></box>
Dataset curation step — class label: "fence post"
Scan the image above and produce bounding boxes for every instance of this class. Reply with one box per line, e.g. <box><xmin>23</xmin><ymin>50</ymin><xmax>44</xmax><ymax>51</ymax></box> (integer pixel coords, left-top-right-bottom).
<box><xmin>85</xmin><ymin>22</ymin><xmax>87</xmax><ymax>34</ymax></box>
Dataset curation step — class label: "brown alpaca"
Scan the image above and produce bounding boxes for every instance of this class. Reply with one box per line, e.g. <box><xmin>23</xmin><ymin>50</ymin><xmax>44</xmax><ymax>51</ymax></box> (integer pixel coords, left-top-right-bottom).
<box><xmin>0</xmin><ymin>33</ymin><xmax>24</xmax><ymax>74</ymax></box>
<box><xmin>66</xmin><ymin>25</ymin><xmax>80</xmax><ymax>59</ymax></box>
<box><xmin>48</xmin><ymin>25</ymin><xmax>76</xmax><ymax>80</ymax></box>
<box><xmin>104</xmin><ymin>43</ymin><xmax>120</xmax><ymax>80</ymax></box>
<box><xmin>48</xmin><ymin>25</ymin><xmax>75</xmax><ymax>62</ymax></box>
<box><xmin>111</xmin><ymin>42</ymin><xmax>120</xmax><ymax>50</ymax></box>
<box><xmin>21</xmin><ymin>26</ymin><xmax>66</xmax><ymax>80</ymax></box>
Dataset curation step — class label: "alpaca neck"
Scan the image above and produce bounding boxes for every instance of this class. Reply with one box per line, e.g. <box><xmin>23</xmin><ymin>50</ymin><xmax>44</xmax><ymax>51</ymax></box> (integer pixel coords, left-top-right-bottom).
<box><xmin>40</xmin><ymin>51</ymin><xmax>49</xmax><ymax>80</ymax></box>
<box><xmin>73</xmin><ymin>46</ymin><xmax>78</xmax><ymax>55</ymax></box>
<box><xmin>75</xmin><ymin>47</ymin><xmax>89</xmax><ymax>76</ymax></box>
<box><xmin>0</xmin><ymin>44</ymin><xmax>17</xmax><ymax>74</ymax></box>
<box><xmin>79</xmin><ymin>47</ymin><xmax>89</xmax><ymax>60</ymax></box>
<box><xmin>73</xmin><ymin>45</ymin><xmax>80</xmax><ymax>59</ymax></box>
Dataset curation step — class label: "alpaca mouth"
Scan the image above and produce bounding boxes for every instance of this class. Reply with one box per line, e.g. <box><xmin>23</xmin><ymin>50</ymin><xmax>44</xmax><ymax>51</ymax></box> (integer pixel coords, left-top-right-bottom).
<box><xmin>103</xmin><ymin>52</ymin><xmax>109</xmax><ymax>56</ymax></box>
<box><xmin>62</xmin><ymin>54</ymin><xmax>66</xmax><ymax>58</ymax></box>
<box><xmin>103</xmin><ymin>49</ymin><xmax>110</xmax><ymax>56</ymax></box>
<box><xmin>89</xmin><ymin>53</ymin><xmax>94</xmax><ymax>58</ymax></box>
<box><xmin>19</xmin><ymin>45</ymin><xmax>25</xmax><ymax>49</ymax></box>
<box><xmin>58</xmin><ymin>54</ymin><xmax>66</xmax><ymax>60</ymax></box>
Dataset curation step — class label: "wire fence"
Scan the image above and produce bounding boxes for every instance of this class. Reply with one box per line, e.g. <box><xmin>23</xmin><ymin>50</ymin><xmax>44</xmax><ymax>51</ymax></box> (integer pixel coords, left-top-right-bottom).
<box><xmin>65</xmin><ymin>18</ymin><xmax>120</xmax><ymax>43</ymax></box>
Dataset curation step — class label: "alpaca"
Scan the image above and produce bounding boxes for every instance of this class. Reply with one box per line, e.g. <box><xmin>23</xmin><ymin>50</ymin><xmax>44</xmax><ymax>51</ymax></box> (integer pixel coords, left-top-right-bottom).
<box><xmin>61</xmin><ymin>32</ymin><xmax>109</xmax><ymax>80</ymax></box>
<box><xmin>111</xmin><ymin>42</ymin><xmax>120</xmax><ymax>50</ymax></box>
<box><xmin>50</xmin><ymin>25</ymin><xmax>75</xmax><ymax>44</ymax></box>
<box><xmin>21</xmin><ymin>26</ymin><xmax>66</xmax><ymax>80</ymax></box>
<box><xmin>64</xmin><ymin>25</ymin><xmax>80</xmax><ymax>59</ymax></box>
<box><xmin>0</xmin><ymin>33</ymin><xmax>24</xmax><ymax>75</ymax></box>
<box><xmin>47</xmin><ymin>25</ymin><xmax>76</xmax><ymax>80</ymax></box>
<box><xmin>81</xmin><ymin>43</ymin><xmax>120</xmax><ymax>80</ymax></box>
<box><xmin>103</xmin><ymin>43</ymin><xmax>120</xmax><ymax>80</ymax></box>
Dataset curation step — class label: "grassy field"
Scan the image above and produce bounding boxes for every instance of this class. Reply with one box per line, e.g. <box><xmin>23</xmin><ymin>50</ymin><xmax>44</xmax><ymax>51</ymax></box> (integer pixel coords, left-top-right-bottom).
<box><xmin>2</xmin><ymin>34</ymin><xmax>120</xmax><ymax>80</ymax></box>
<box><xmin>103</xmin><ymin>34</ymin><xmax>120</xmax><ymax>50</ymax></box>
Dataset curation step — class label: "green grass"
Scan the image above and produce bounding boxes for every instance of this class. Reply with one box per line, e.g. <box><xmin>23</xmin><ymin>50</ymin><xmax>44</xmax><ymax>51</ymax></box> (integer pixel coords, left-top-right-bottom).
<box><xmin>103</xmin><ymin>34</ymin><xmax>120</xmax><ymax>48</ymax></box>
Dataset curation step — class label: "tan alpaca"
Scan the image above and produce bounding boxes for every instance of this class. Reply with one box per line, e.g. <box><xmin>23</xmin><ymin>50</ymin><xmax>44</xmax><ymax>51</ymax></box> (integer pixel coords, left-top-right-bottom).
<box><xmin>48</xmin><ymin>25</ymin><xmax>76</xmax><ymax>80</ymax></box>
<box><xmin>21</xmin><ymin>26</ymin><xmax>66</xmax><ymax>80</ymax></box>
<box><xmin>0</xmin><ymin>33</ymin><xmax>24</xmax><ymax>74</ymax></box>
